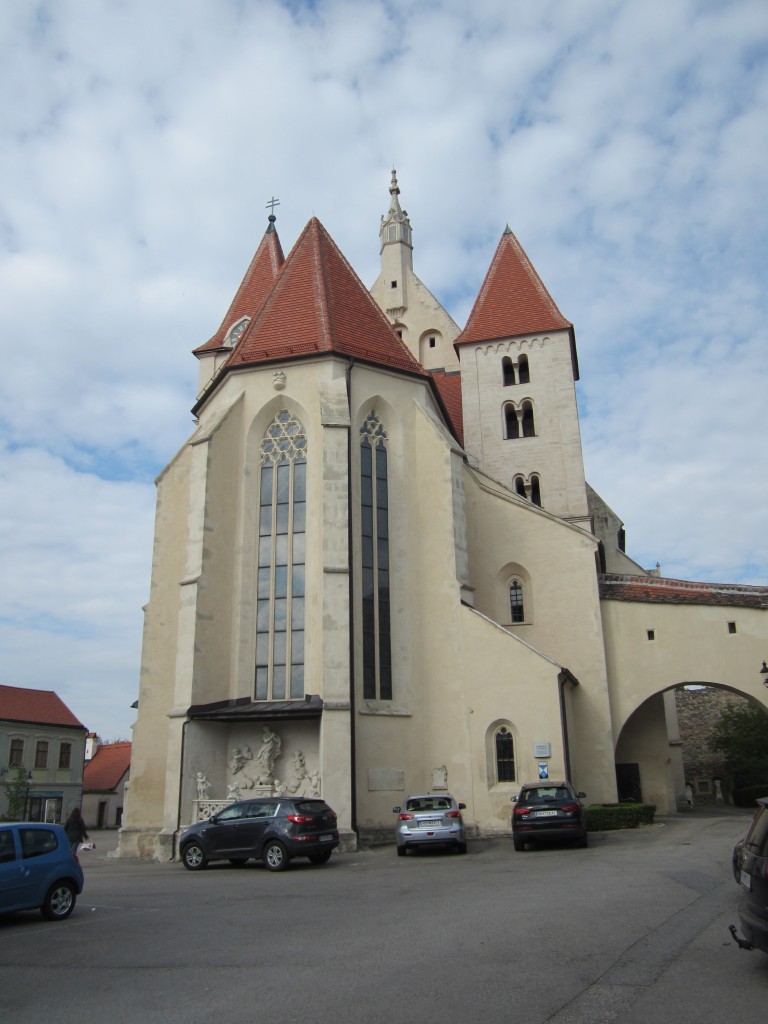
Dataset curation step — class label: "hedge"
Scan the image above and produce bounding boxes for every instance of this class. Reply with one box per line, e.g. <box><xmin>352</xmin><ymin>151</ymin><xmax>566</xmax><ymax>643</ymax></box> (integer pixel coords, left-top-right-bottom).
<box><xmin>732</xmin><ymin>786</ymin><xmax>768</xmax><ymax>808</ymax></box>
<box><xmin>586</xmin><ymin>803</ymin><xmax>656</xmax><ymax>831</ymax></box>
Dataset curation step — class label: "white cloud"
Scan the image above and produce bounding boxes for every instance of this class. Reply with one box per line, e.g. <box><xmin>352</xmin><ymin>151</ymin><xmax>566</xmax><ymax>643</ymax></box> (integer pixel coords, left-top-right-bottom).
<box><xmin>0</xmin><ymin>0</ymin><xmax>766</xmax><ymax>735</ymax></box>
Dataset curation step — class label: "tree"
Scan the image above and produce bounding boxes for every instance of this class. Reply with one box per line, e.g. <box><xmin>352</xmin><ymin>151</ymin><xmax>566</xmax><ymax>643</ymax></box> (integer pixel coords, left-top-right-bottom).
<box><xmin>709</xmin><ymin>702</ymin><xmax>768</xmax><ymax>790</ymax></box>
<box><xmin>0</xmin><ymin>764</ymin><xmax>30</xmax><ymax>820</ymax></box>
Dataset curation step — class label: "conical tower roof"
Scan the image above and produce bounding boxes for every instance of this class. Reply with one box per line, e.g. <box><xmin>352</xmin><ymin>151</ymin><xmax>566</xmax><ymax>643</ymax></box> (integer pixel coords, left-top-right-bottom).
<box><xmin>224</xmin><ymin>216</ymin><xmax>428</xmax><ymax>376</ymax></box>
<box><xmin>456</xmin><ymin>227</ymin><xmax>572</xmax><ymax>347</ymax></box>
<box><xmin>194</xmin><ymin>216</ymin><xmax>285</xmax><ymax>354</ymax></box>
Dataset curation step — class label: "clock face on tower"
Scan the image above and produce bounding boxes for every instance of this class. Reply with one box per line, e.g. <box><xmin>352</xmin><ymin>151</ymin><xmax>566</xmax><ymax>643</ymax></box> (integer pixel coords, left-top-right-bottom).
<box><xmin>228</xmin><ymin>319</ymin><xmax>248</xmax><ymax>346</ymax></box>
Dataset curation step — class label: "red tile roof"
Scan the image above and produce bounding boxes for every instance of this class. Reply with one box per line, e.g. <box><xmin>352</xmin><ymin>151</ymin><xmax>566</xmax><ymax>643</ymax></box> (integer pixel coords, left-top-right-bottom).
<box><xmin>429</xmin><ymin>369</ymin><xmax>464</xmax><ymax>447</ymax></box>
<box><xmin>456</xmin><ymin>228</ymin><xmax>572</xmax><ymax>347</ymax></box>
<box><xmin>0</xmin><ymin>684</ymin><xmax>86</xmax><ymax>729</ymax></box>
<box><xmin>194</xmin><ymin>219</ymin><xmax>285</xmax><ymax>354</ymax></box>
<box><xmin>221</xmin><ymin>217</ymin><xmax>429</xmax><ymax>378</ymax></box>
<box><xmin>83</xmin><ymin>742</ymin><xmax>131</xmax><ymax>792</ymax></box>
<box><xmin>599</xmin><ymin>574</ymin><xmax>768</xmax><ymax>608</ymax></box>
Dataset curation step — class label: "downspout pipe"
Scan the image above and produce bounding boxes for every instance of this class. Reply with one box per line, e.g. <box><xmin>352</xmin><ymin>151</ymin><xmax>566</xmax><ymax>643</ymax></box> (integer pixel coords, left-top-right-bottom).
<box><xmin>557</xmin><ymin>668</ymin><xmax>579</xmax><ymax>782</ymax></box>
<box><xmin>345</xmin><ymin>358</ymin><xmax>357</xmax><ymax>835</ymax></box>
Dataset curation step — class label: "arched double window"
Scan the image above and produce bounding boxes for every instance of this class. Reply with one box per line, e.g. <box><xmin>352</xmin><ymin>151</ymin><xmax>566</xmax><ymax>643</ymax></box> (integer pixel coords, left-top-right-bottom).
<box><xmin>360</xmin><ymin>411</ymin><xmax>392</xmax><ymax>701</ymax></box>
<box><xmin>504</xmin><ymin>401</ymin><xmax>536</xmax><ymax>439</ymax></box>
<box><xmin>501</xmin><ymin>354</ymin><xmax>530</xmax><ymax>386</ymax></box>
<box><xmin>255</xmin><ymin>410</ymin><xmax>307</xmax><ymax>701</ymax></box>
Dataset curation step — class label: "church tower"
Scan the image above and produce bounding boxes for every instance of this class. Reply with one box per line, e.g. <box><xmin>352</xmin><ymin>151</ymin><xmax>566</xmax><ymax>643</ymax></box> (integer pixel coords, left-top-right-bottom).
<box><xmin>370</xmin><ymin>170</ymin><xmax>461</xmax><ymax>371</ymax></box>
<box><xmin>455</xmin><ymin>228</ymin><xmax>590</xmax><ymax>526</ymax></box>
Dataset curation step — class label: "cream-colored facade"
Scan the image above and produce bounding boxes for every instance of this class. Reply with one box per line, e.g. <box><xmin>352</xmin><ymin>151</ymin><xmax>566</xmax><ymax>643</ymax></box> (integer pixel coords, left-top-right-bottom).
<box><xmin>118</xmin><ymin>174</ymin><xmax>767</xmax><ymax>860</ymax></box>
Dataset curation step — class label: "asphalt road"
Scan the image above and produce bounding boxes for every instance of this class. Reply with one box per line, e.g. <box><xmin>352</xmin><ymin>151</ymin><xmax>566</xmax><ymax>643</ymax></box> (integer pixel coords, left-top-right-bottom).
<box><xmin>1</xmin><ymin>810</ymin><xmax>766</xmax><ymax>1024</ymax></box>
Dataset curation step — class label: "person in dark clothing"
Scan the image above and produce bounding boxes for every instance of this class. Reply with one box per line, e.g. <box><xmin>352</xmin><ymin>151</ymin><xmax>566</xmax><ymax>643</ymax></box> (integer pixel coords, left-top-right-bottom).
<box><xmin>64</xmin><ymin>808</ymin><xmax>89</xmax><ymax>852</ymax></box>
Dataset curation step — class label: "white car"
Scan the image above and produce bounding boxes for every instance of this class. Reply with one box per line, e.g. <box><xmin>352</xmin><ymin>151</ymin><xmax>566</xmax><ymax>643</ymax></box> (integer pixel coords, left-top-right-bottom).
<box><xmin>393</xmin><ymin>793</ymin><xmax>467</xmax><ymax>856</ymax></box>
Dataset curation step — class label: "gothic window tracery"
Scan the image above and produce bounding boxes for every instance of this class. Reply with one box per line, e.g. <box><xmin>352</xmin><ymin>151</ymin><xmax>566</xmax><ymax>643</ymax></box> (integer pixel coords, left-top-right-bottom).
<box><xmin>255</xmin><ymin>410</ymin><xmax>307</xmax><ymax>701</ymax></box>
<box><xmin>509</xmin><ymin>580</ymin><xmax>525</xmax><ymax>623</ymax></box>
<box><xmin>360</xmin><ymin>410</ymin><xmax>392</xmax><ymax>701</ymax></box>
<box><xmin>495</xmin><ymin>726</ymin><xmax>516</xmax><ymax>782</ymax></box>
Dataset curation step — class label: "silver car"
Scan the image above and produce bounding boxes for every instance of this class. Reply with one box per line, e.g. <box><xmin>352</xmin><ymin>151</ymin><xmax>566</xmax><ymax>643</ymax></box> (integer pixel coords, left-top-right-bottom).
<box><xmin>393</xmin><ymin>793</ymin><xmax>467</xmax><ymax>855</ymax></box>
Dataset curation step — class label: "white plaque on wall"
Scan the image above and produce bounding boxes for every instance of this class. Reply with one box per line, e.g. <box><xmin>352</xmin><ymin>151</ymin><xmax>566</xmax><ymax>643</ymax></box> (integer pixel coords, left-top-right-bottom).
<box><xmin>533</xmin><ymin>742</ymin><xmax>551</xmax><ymax>758</ymax></box>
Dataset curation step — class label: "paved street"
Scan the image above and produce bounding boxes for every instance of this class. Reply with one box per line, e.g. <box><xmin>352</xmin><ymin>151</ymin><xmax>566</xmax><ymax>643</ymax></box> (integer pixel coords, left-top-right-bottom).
<box><xmin>1</xmin><ymin>810</ymin><xmax>766</xmax><ymax>1024</ymax></box>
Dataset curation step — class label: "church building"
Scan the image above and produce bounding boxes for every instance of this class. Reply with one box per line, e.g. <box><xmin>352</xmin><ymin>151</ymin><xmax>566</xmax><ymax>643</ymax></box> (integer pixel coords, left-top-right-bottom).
<box><xmin>117</xmin><ymin>172</ymin><xmax>767</xmax><ymax>859</ymax></box>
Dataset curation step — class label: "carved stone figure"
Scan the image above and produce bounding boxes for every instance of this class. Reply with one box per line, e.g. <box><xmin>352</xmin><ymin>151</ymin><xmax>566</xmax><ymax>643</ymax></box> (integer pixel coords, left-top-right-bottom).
<box><xmin>230</xmin><ymin>746</ymin><xmax>253</xmax><ymax>775</ymax></box>
<box><xmin>195</xmin><ymin>772</ymin><xmax>210</xmax><ymax>800</ymax></box>
<box><xmin>251</xmin><ymin>726</ymin><xmax>282</xmax><ymax>784</ymax></box>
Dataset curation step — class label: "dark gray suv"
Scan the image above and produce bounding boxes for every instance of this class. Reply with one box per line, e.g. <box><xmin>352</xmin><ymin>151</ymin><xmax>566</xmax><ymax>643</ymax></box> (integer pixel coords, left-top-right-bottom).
<box><xmin>732</xmin><ymin>797</ymin><xmax>768</xmax><ymax>953</ymax></box>
<box><xmin>179</xmin><ymin>797</ymin><xmax>339</xmax><ymax>872</ymax></box>
<box><xmin>512</xmin><ymin>781</ymin><xmax>588</xmax><ymax>851</ymax></box>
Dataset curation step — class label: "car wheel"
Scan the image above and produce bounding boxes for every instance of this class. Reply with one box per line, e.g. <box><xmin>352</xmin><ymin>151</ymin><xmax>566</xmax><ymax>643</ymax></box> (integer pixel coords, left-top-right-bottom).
<box><xmin>308</xmin><ymin>849</ymin><xmax>333</xmax><ymax>865</ymax></box>
<box><xmin>397</xmin><ymin>844</ymin><xmax>407</xmax><ymax>857</ymax></box>
<box><xmin>263</xmin><ymin>840</ymin><xmax>290</xmax><ymax>872</ymax></box>
<box><xmin>41</xmin><ymin>880</ymin><xmax>77</xmax><ymax>920</ymax></box>
<box><xmin>457</xmin><ymin>841</ymin><xmax>467</xmax><ymax>854</ymax></box>
<box><xmin>228</xmin><ymin>858</ymin><xmax>248</xmax><ymax>866</ymax></box>
<box><xmin>513</xmin><ymin>837</ymin><xmax>526</xmax><ymax>852</ymax></box>
<box><xmin>181</xmin><ymin>842</ymin><xmax>208</xmax><ymax>871</ymax></box>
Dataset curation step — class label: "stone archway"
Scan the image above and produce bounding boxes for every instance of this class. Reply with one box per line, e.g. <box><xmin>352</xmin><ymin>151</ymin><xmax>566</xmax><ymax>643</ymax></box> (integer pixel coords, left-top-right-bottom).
<box><xmin>614</xmin><ymin>682</ymin><xmax>766</xmax><ymax>814</ymax></box>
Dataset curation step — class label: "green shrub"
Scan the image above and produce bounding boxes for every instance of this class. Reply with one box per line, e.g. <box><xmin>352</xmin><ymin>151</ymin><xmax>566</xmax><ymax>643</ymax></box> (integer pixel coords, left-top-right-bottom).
<box><xmin>586</xmin><ymin>803</ymin><xmax>656</xmax><ymax>832</ymax></box>
<box><xmin>732</xmin><ymin>785</ymin><xmax>768</xmax><ymax>808</ymax></box>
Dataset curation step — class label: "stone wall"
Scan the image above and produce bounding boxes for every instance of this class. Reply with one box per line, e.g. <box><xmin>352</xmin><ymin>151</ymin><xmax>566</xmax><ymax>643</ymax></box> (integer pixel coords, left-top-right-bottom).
<box><xmin>674</xmin><ymin>686</ymin><xmax>744</xmax><ymax>803</ymax></box>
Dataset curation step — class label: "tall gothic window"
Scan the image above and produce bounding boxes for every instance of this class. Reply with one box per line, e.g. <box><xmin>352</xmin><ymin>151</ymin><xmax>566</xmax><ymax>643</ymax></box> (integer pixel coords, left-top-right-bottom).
<box><xmin>360</xmin><ymin>411</ymin><xmax>392</xmax><ymax>700</ymax></box>
<box><xmin>255</xmin><ymin>410</ymin><xmax>307</xmax><ymax>701</ymax></box>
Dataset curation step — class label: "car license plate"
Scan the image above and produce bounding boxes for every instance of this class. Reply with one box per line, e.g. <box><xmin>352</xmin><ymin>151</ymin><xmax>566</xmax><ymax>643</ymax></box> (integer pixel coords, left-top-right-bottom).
<box><xmin>319</xmin><ymin>834</ymin><xmax>333</xmax><ymax>842</ymax></box>
<box><xmin>420</xmin><ymin>820</ymin><xmax>442</xmax><ymax>828</ymax></box>
<box><xmin>739</xmin><ymin>869</ymin><xmax>752</xmax><ymax>891</ymax></box>
<box><xmin>534</xmin><ymin>810</ymin><xmax>558</xmax><ymax>817</ymax></box>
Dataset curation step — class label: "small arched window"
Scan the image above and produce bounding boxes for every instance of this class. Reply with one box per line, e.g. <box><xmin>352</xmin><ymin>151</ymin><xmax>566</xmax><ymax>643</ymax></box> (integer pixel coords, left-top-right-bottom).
<box><xmin>504</xmin><ymin>405</ymin><xmax>519</xmax><ymax>439</ymax></box>
<box><xmin>509</xmin><ymin>581</ymin><xmax>525</xmax><ymax>623</ymax></box>
<box><xmin>502</xmin><ymin>357</ymin><xmax>516</xmax><ymax>386</ymax></box>
<box><xmin>495</xmin><ymin>727</ymin><xmax>516</xmax><ymax>782</ymax></box>
<box><xmin>518</xmin><ymin>355</ymin><xmax>530</xmax><ymax>384</ymax></box>
<box><xmin>522</xmin><ymin>401</ymin><xmax>535</xmax><ymax>437</ymax></box>
<box><xmin>514</xmin><ymin>476</ymin><xmax>526</xmax><ymax>499</ymax></box>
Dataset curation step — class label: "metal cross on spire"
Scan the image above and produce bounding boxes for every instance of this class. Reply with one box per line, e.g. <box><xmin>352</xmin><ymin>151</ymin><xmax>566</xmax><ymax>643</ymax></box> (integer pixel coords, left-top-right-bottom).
<box><xmin>266</xmin><ymin>196</ymin><xmax>280</xmax><ymax>220</ymax></box>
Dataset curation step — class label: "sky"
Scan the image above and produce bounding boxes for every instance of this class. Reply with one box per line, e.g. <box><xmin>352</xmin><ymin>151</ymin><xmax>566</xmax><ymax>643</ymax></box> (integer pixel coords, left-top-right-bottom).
<box><xmin>1</xmin><ymin>0</ymin><xmax>766</xmax><ymax>741</ymax></box>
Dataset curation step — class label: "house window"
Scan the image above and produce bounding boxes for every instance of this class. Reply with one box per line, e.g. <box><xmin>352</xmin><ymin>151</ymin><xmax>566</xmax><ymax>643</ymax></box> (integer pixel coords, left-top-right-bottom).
<box><xmin>58</xmin><ymin>743</ymin><xmax>72</xmax><ymax>770</ymax></box>
<box><xmin>518</xmin><ymin>354</ymin><xmax>530</xmax><ymax>384</ymax></box>
<box><xmin>35</xmin><ymin>741</ymin><xmax>49</xmax><ymax>770</ymax></box>
<box><xmin>647</xmin><ymin>629</ymin><xmax>655</xmax><ymax>641</ymax></box>
<box><xmin>255</xmin><ymin>410</ymin><xmax>307</xmax><ymax>701</ymax></box>
<box><xmin>495</xmin><ymin>727</ymin><xmax>516</xmax><ymax>782</ymax></box>
<box><xmin>9</xmin><ymin>739</ymin><xmax>24</xmax><ymax>767</ymax></box>
<box><xmin>514</xmin><ymin>476</ymin><xmax>526</xmax><ymax>498</ymax></box>
<box><xmin>428</xmin><ymin>336</ymin><xmax>436</xmax><ymax>348</ymax></box>
<box><xmin>502</xmin><ymin>357</ymin><xmax>516</xmax><ymax>386</ymax></box>
<box><xmin>360</xmin><ymin>410</ymin><xmax>392</xmax><ymax>701</ymax></box>
<box><xmin>509</xmin><ymin>581</ymin><xmax>525</xmax><ymax>623</ymax></box>
<box><xmin>727</xmin><ymin>621</ymin><xmax>737</xmax><ymax>634</ymax></box>
<box><xmin>390</xmin><ymin>279</ymin><xmax>397</xmax><ymax>288</ymax></box>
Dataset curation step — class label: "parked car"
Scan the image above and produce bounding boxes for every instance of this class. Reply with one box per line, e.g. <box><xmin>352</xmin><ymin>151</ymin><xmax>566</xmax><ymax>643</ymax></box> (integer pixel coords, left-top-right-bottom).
<box><xmin>511</xmin><ymin>781</ymin><xmax>588</xmax><ymax>851</ymax></box>
<box><xmin>179</xmin><ymin>797</ymin><xmax>339</xmax><ymax>872</ymax></box>
<box><xmin>393</xmin><ymin>793</ymin><xmax>467</xmax><ymax>855</ymax></box>
<box><xmin>731</xmin><ymin>796</ymin><xmax>768</xmax><ymax>953</ymax></box>
<box><xmin>0</xmin><ymin>822</ymin><xmax>85</xmax><ymax>920</ymax></box>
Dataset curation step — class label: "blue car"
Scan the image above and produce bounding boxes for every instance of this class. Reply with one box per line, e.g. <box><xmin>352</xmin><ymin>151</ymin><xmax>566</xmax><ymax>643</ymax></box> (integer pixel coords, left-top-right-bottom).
<box><xmin>0</xmin><ymin>822</ymin><xmax>85</xmax><ymax>920</ymax></box>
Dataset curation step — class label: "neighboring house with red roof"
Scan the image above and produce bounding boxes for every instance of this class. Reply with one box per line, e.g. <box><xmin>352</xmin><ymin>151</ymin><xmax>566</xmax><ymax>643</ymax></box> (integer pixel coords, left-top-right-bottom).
<box><xmin>0</xmin><ymin>684</ymin><xmax>88</xmax><ymax>823</ymax></box>
<box><xmin>82</xmin><ymin>740</ymin><xmax>131</xmax><ymax>829</ymax></box>
<box><xmin>117</xmin><ymin>173</ymin><xmax>767</xmax><ymax>861</ymax></box>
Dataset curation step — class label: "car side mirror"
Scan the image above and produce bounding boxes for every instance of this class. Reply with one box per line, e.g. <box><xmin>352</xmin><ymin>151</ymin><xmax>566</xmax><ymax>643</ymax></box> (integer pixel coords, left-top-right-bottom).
<box><xmin>209</xmin><ymin>814</ymin><xmax>218</xmax><ymax>824</ymax></box>
<box><xmin>392</xmin><ymin>807</ymin><xmax>401</xmax><ymax>814</ymax></box>
<box><xmin>511</xmin><ymin>796</ymin><xmax>518</xmax><ymax>803</ymax></box>
<box><xmin>458</xmin><ymin>803</ymin><xmax>466</xmax><ymax>810</ymax></box>
<box><xmin>577</xmin><ymin>793</ymin><xmax>586</xmax><ymax>799</ymax></box>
